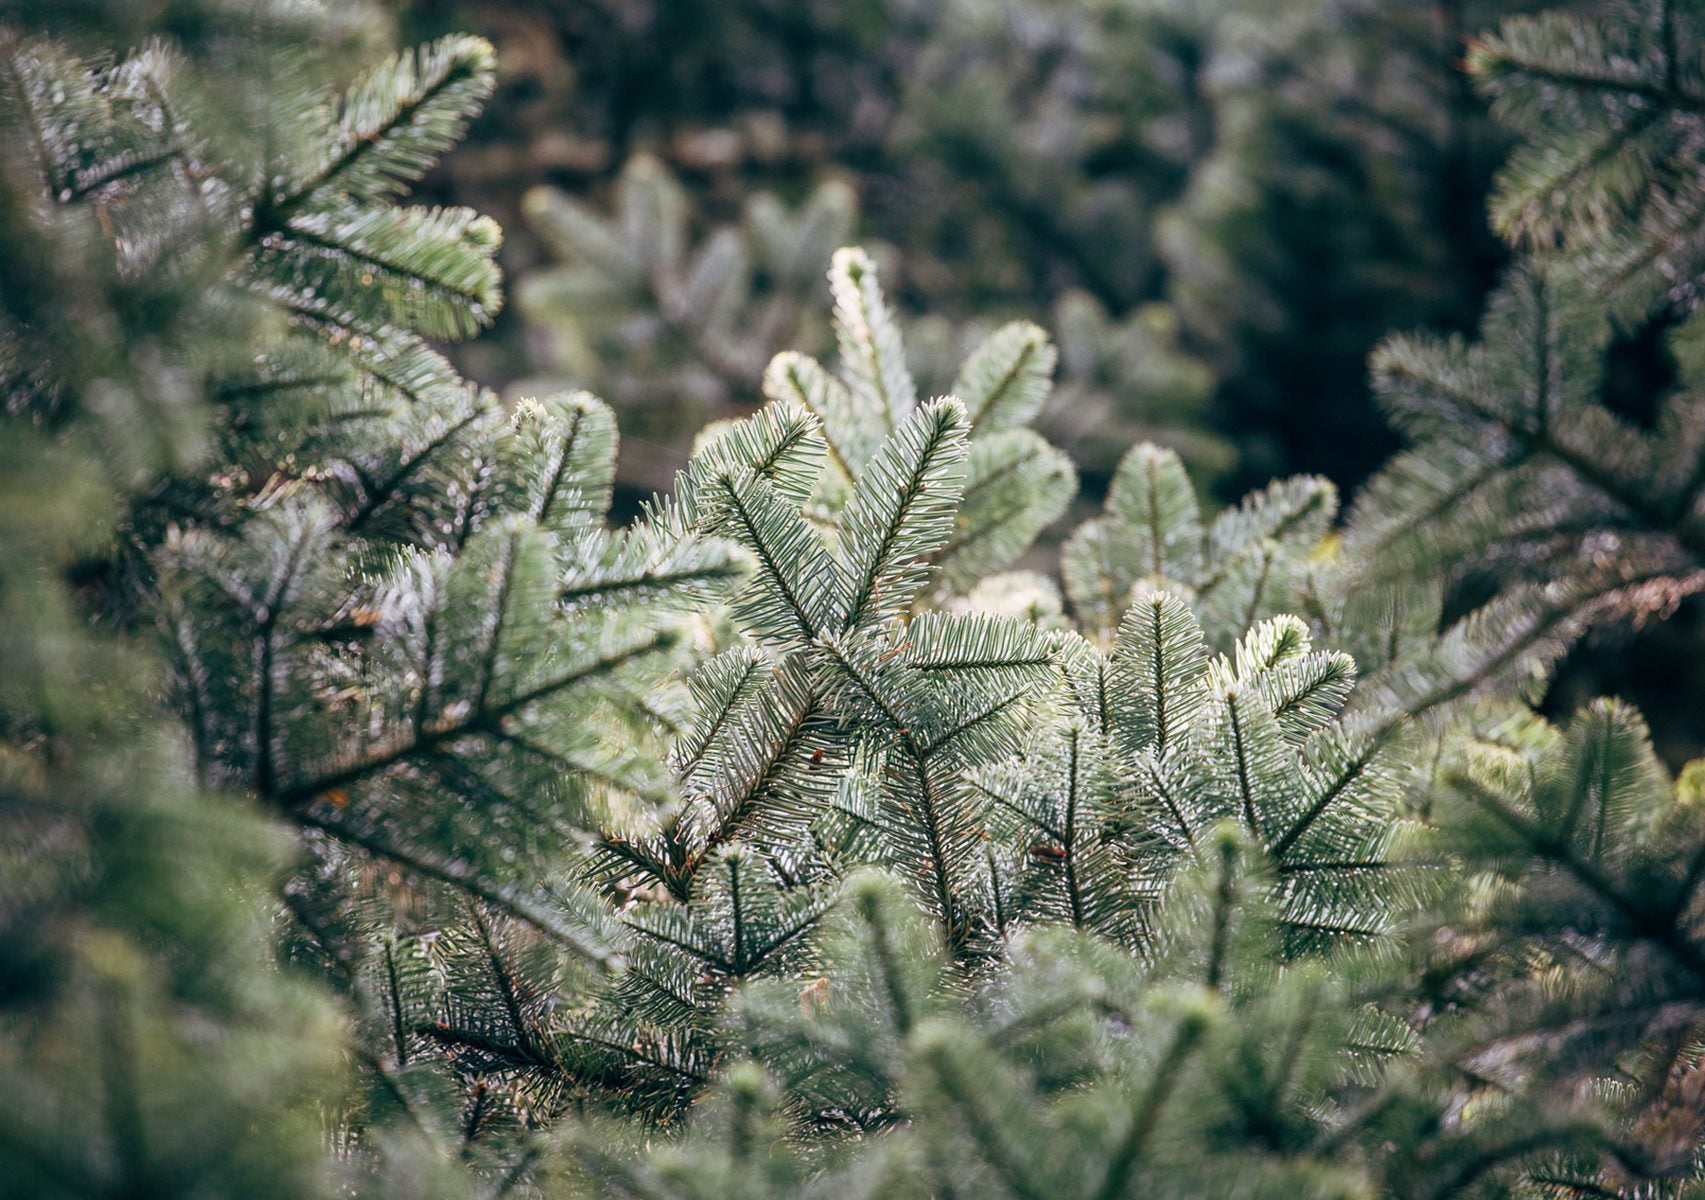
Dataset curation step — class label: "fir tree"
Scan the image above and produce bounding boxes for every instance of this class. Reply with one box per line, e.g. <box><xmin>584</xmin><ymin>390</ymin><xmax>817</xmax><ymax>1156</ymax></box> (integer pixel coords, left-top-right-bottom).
<box><xmin>11</xmin><ymin>0</ymin><xmax>1705</xmax><ymax>1196</ymax></box>
<box><xmin>1418</xmin><ymin>699</ymin><xmax>1705</xmax><ymax>1193</ymax></box>
<box><xmin>410</xmin><ymin>0</ymin><xmax>1531</xmax><ymax>492</ymax></box>
<box><xmin>1339</xmin><ymin>0</ymin><xmax>1705</xmax><ymax>736</ymax></box>
<box><xmin>1474</xmin><ymin>0</ymin><xmax>1705</xmax><ymax>318</ymax></box>
<box><xmin>416</xmin><ymin>207</ymin><xmax>1705</xmax><ymax>1191</ymax></box>
<box><xmin>0</xmin><ymin>4</ymin><xmax>368</xmax><ymax>1196</ymax></box>
<box><xmin>514</xmin><ymin>157</ymin><xmax>1228</xmax><ymax>499</ymax></box>
<box><xmin>380</xmin><ymin>249</ymin><xmax>1450</xmax><ymax>1185</ymax></box>
<box><xmin>2</xmin><ymin>4</ymin><xmax>740</xmax><ymax>1189</ymax></box>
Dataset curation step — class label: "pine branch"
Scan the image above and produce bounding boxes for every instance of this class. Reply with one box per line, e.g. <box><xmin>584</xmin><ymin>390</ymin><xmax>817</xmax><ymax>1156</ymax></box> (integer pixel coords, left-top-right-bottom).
<box><xmin>764</xmin><ymin>350</ymin><xmax>877</xmax><ymax>483</ymax></box>
<box><xmin>297</xmin><ymin>810</ymin><xmax>619</xmax><ymax>965</ymax></box>
<box><xmin>276</xmin><ymin>626</ymin><xmax>676</xmax><ymax>805</ymax></box>
<box><xmin>912</xmin><ymin>1025</ymin><xmax>1054</xmax><ymax>1200</ymax></box>
<box><xmin>341</xmin><ymin>403</ymin><xmax>485</xmax><ymax>533</ymax></box>
<box><xmin>265</xmin><ymin>204</ymin><xmax>502</xmax><ymax>340</ymax></box>
<box><xmin>710</xmin><ymin>469</ymin><xmax>839</xmax><ymax>645</ymax></box>
<box><xmin>1107</xmin><ymin>591</ymin><xmax>1210</xmax><ymax>758</ymax></box>
<box><xmin>272</xmin><ymin>35</ymin><xmax>496</xmax><ymax>212</ymax></box>
<box><xmin>932</xmin><ymin>430</ymin><xmax>1075</xmax><ymax>594</ymax></box>
<box><xmin>557</xmin><ymin>528</ymin><xmax>748</xmax><ymax>612</ymax></box>
<box><xmin>1371</xmin><ymin>337</ymin><xmax>1705</xmax><ymax>564</ymax></box>
<box><xmin>1452</xmin><ymin>773</ymin><xmax>1705</xmax><ymax>984</ymax></box>
<box><xmin>838</xmin><ymin>397</ymin><xmax>968</xmax><ymax>630</ymax></box>
<box><xmin>951</xmin><ymin>320</ymin><xmax>1056</xmax><ymax>434</ymax></box>
<box><xmin>829</xmin><ymin>247</ymin><xmax>915</xmax><ymax>429</ymax></box>
<box><xmin>673</xmin><ymin>649</ymin><xmax>770</xmax><ymax>787</ymax></box>
<box><xmin>685</xmin><ymin>657</ymin><xmax>832</xmax><ymax>857</ymax></box>
<box><xmin>1091</xmin><ymin>1016</ymin><xmax>1207</xmax><ymax>1200</ymax></box>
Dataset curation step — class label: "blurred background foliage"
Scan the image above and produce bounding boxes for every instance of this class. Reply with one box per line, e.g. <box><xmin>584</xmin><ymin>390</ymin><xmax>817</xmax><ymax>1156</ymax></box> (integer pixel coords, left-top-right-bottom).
<box><xmin>391</xmin><ymin>0</ymin><xmax>1704</xmax><ymax>761</ymax></box>
<box><xmin>398</xmin><ymin>0</ymin><xmax>1522</xmax><ymax>498</ymax></box>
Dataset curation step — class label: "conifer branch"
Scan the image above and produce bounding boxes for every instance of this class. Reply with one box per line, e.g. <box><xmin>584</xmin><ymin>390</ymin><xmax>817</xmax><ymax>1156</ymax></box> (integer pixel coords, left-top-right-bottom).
<box><xmin>1092</xmin><ymin>1018</ymin><xmax>1206</xmax><ymax>1200</ymax></box>
<box><xmin>296</xmin><ymin>810</ymin><xmax>619</xmax><ymax>965</ymax></box>
<box><xmin>277</xmin><ymin>628</ymin><xmax>675</xmax><ymax>805</ymax></box>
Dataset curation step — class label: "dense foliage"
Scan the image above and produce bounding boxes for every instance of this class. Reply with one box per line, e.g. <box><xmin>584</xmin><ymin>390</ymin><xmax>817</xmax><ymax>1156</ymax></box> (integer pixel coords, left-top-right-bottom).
<box><xmin>7</xmin><ymin>1</ymin><xmax>1705</xmax><ymax>1198</ymax></box>
<box><xmin>405</xmin><ymin>0</ymin><xmax>1527</xmax><ymax>501</ymax></box>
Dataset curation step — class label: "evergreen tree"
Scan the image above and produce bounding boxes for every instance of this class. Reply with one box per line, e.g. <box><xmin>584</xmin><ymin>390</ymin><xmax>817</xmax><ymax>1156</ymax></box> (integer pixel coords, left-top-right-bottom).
<box><xmin>517</xmin><ymin>155</ymin><xmax>856</xmax><ymax>418</ymax></box>
<box><xmin>509</xmin><ymin>241</ymin><xmax>1705</xmax><ymax>1196</ymax></box>
<box><xmin>384</xmin><ymin>234</ymin><xmax>1705</xmax><ymax>1195</ymax></box>
<box><xmin>0</xmin><ymin>4</ymin><xmax>369</xmax><ymax>1196</ymax></box>
<box><xmin>1</xmin><ymin>3</ymin><xmax>739</xmax><ymax>1190</ymax></box>
<box><xmin>514</xmin><ymin>156</ymin><xmax>1227</xmax><ymax>500</ymax></box>
<box><xmin>1342</xmin><ymin>0</ymin><xmax>1705</xmax><ymax>755</ymax></box>
<box><xmin>10</xmin><ymin>0</ymin><xmax>1705</xmax><ymax>1196</ymax></box>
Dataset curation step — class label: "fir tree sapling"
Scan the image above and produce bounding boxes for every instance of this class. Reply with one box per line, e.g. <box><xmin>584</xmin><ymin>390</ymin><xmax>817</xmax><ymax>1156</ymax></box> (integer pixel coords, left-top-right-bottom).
<box><xmin>517</xmin><ymin>154</ymin><xmax>1230</xmax><ymax>502</ymax></box>
<box><xmin>388</xmin><ymin>248</ymin><xmax>1426</xmax><ymax>1183</ymax></box>
<box><xmin>433</xmin><ymin>0</ymin><xmax>1536</xmax><ymax>494</ymax></box>
<box><xmin>519</xmin><ymin>155</ymin><xmax>857</xmax><ymax>408</ymax></box>
<box><xmin>523</xmin><ymin>244</ymin><xmax>1705</xmax><ymax>1195</ymax></box>
<box><xmin>1333</xmin><ymin>0</ymin><xmax>1705</xmax><ymax>758</ymax></box>
<box><xmin>1474</xmin><ymin>0</ymin><xmax>1705</xmax><ymax>319</ymax></box>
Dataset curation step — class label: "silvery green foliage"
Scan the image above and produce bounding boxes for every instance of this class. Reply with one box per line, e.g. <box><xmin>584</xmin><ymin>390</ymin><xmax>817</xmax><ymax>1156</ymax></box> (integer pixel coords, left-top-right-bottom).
<box><xmin>433</xmin><ymin>222</ymin><xmax>1705</xmax><ymax>1195</ymax></box>
<box><xmin>560</xmin><ymin>702</ymin><xmax>1705</xmax><ymax>1199</ymax></box>
<box><xmin>16</xmin><ymin>0</ymin><xmax>1705</xmax><ymax>1193</ymax></box>
<box><xmin>2</xmin><ymin>16</ymin><xmax>743</xmax><ymax>1187</ymax></box>
<box><xmin>392</xmin><ymin>251</ymin><xmax>1417</xmax><ymax>1184</ymax></box>
<box><xmin>0</xmin><ymin>27</ymin><xmax>504</xmax><ymax>417</ymax></box>
<box><xmin>1060</xmin><ymin>439</ymin><xmax>1335</xmax><ymax>643</ymax></box>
